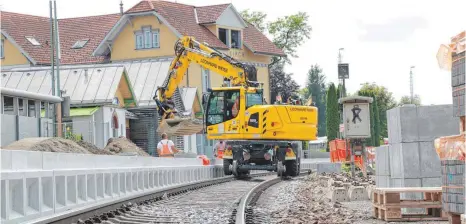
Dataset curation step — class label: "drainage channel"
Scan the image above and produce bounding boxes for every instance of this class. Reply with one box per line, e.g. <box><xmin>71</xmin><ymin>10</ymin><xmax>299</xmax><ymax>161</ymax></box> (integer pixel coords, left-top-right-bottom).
<box><xmin>36</xmin><ymin>173</ymin><xmax>271</xmax><ymax>224</ymax></box>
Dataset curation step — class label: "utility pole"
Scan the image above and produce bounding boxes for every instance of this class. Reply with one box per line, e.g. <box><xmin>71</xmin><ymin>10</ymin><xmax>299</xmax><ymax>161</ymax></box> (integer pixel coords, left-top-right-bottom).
<box><xmin>49</xmin><ymin>0</ymin><xmax>57</xmax><ymax>136</ymax></box>
<box><xmin>339</xmin><ymin>48</ymin><xmax>345</xmax><ymax>97</ymax></box>
<box><xmin>410</xmin><ymin>66</ymin><xmax>415</xmax><ymax>104</ymax></box>
<box><xmin>338</xmin><ymin>48</ymin><xmax>345</xmax><ymax>139</ymax></box>
<box><xmin>51</xmin><ymin>0</ymin><xmax>62</xmax><ymax>137</ymax></box>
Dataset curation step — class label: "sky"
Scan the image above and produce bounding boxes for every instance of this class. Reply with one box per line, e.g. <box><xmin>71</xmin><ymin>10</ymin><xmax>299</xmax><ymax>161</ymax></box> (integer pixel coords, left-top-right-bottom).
<box><xmin>1</xmin><ymin>0</ymin><xmax>465</xmax><ymax>105</ymax></box>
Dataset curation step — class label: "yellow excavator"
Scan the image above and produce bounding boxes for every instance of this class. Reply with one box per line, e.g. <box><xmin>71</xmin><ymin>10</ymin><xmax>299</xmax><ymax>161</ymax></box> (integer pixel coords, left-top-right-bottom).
<box><xmin>154</xmin><ymin>36</ymin><xmax>318</xmax><ymax>177</ymax></box>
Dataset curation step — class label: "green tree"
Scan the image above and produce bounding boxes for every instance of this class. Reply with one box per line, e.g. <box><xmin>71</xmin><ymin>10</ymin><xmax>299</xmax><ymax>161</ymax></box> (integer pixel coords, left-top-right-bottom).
<box><xmin>269</xmin><ymin>62</ymin><xmax>299</xmax><ymax>102</ymax></box>
<box><xmin>305</xmin><ymin>65</ymin><xmax>327</xmax><ymax>136</ymax></box>
<box><xmin>399</xmin><ymin>95</ymin><xmax>421</xmax><ymax>106</ymax></box>
<box><xmin>267</xmin><ymin>12</ymin><xmax>312</xmax><ymax>65</ymax></box>
<box><xmin>373</xmin><ymin>95</ymin><xmax>381</xmax><ymax>146</ymax></box>
<box><xmin>326</xmin><ymin>83</ymin><xmax>339</xmax><ymax>150</ymax></box>
<box><xmin>240</xmin><ymin>10</ymin><xmax>312</xmax><ymax>103</ymax></box>
<box><xmin>240</xmin><ymin>9</ymin><xmax>267</xmax><ymax>32</ymax></box>
<box><xmin>357</xmin><ymin>91</ymin><xmax>381</xmax><ymax>146</ymax></box>
<box><xmin>358</xmin><ymin>82</ymin><xmax>397</xmax><ymax>138</ymax></box>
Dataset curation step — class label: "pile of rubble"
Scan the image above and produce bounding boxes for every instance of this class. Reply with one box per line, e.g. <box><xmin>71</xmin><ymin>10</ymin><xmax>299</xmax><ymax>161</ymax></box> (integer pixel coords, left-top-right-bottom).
<box><xmin>253</xmin><ymin>173</ymin><xmax>372</xmax><ymax>224</ymax></box>
<box><xmin>2</xmin><ymin>137</ymin><xmax>150</xmax><ymax>157</ymax></box>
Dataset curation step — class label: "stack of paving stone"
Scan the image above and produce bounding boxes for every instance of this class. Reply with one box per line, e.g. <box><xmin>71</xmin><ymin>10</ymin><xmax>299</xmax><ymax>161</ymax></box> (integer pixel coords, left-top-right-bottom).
<box><xmin>451</xmin><ymin>33</ymin><xmax>466</xmax><ymax>117</ymax></box>
<box><xmin>441</xmin><ymin>160</ymin><xmax>465</xmax><ymax>214</ymax></box>
<box><xmin>375</xmin><ymin>105</ymin><xmax>459</xmax><ymax>213</ymax></box>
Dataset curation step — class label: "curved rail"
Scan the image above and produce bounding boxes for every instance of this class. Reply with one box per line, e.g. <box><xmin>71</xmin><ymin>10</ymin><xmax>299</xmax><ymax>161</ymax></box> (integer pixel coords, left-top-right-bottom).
<box><xmin>236</xmin><ymin>171</ymin><xmax>311</xmax><ymax>224</ymax></box>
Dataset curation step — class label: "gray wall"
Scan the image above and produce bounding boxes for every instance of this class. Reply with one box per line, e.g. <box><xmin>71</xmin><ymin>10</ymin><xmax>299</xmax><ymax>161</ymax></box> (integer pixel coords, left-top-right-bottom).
<box><xmin>18</xmin><ymin>116</ymin><xmax>39</xmax><ymax>139</ymax></box>
<box><xmin>93</xmin><ymin>108</ymin><xmax>105</xmax><ymax>148</ymax></box>
<box><xmin>1</xmin><ymin>114</ymin><xmax>17</xmax><ymax>147</ymax></box>
<box><xmin>1</xmin><ymin>115</ymin><xmax>54</xmax><ymax>147</ymax></box>
<box><xmin>40</xmin><ymin>118</ymin><xmax>54</xmax><ymax>137</ymax></box>
<box><xmin>72</xmin><ymin>116</ymin><xmax>93</xmax><ymax>143</ymax></box>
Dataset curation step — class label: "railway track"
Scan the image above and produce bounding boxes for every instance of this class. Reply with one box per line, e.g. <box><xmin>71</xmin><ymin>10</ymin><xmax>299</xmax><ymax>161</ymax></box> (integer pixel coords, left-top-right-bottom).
<box><xmin>40</xmin><ymin>171</ymin><xmax>310</xmax><ymax>224</ymax></box>
<box><xmin>236</xmin><ymin>171</ymin><xmax>310</xmax><ymax>224</ymax></box>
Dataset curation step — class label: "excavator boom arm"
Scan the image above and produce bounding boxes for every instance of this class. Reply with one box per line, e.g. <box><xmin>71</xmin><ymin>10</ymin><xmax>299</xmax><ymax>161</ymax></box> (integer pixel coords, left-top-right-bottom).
<box><xmin>154</xmin><ymin>36</ymin><xmax>257</xmax><ymax>117</ymax></box>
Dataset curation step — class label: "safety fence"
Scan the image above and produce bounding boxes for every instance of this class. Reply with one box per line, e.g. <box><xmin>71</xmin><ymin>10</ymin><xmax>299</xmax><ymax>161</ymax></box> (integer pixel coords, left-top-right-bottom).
<box><xmin>0</xmin><ymin>150</ymin><xmax>337</xmax><ymax>224</ymax></box>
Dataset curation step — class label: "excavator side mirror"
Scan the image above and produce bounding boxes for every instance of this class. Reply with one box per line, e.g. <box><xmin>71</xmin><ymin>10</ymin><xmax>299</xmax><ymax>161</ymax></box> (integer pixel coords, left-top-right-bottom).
<box><xmin>202</xmin><ymin>93</ymin><xmax>209</xmax><ymax>107</ymax></box>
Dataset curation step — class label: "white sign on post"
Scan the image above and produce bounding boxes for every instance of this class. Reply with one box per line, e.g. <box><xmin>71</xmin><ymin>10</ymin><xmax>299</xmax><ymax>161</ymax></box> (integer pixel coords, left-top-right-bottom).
<box><xmin>343</xmin><ymin>102</ymin><xmax>371</xmax><ymax>138</ymax></box>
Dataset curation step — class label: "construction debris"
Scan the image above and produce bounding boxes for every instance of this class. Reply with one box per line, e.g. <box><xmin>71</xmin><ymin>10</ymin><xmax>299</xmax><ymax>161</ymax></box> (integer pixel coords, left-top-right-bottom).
<box><xmin>157</xmin><ymin>117</ymin><xmax>204</xmax><ymax>136</ymax></box>
<box><xmin>3</xmin><ymin>137</ymin><xmax>90</xmax><ymax>154</ymax></box>
<box><xmin>104</xmin><ymin>137</ymin><xmax>150</xmax><ymax>157</ymax></box>
<box><xmin>76</xmin><ymin>140</ymin><xmax>114</xmax><ymax>155</ymax></box>
<box><xmin>2</xmin><ymin>137</ymin><xmax>150</xmax><ymax>157</ymax></box>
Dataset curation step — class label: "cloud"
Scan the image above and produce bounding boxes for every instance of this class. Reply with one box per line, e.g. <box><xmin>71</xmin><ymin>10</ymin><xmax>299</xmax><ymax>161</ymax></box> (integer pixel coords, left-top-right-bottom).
<box><xmin>358</xmin><ymin>16</ymin><xmax>429</xmax><ymax>42</ymax></box>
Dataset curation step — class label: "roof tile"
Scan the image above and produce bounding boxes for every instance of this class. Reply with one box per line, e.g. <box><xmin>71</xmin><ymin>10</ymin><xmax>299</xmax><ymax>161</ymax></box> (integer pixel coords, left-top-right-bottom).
<box><xmin>125</xmin><ymin>0</ymin><xmax>154</xmax><ymax>14</ymax></box>
<box><xmin>1</xmin><ymin>11</ymin><xmax>120</xmax><ymax>65</ymax></box>
<box><xmin>150</xmin><ymin>1</ymin><xmax>228</xmax><ymax>49</ymax></box>
<box><xmin>195</xmin><ymin>4</ymin><xmax>230</xmax><ymax>24</ymax></box>
<box><xmin>243</xmin><ymin>22</ymin><xmax>285</xmax><ymax>56</ymax></box>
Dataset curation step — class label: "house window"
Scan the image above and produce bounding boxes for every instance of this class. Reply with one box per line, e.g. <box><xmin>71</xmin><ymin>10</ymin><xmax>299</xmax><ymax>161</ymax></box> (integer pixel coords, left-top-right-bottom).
<box><xmin>201</xmin><ymin>68</ymin><xmax>211</xmax><ymax>93</ymax></box>
<box><xmin>218</xmin><ymin>28</ymin><xmax>242</xmax><ymax>49</ymax></box>
<box><xmin>71</xmin><ymin>39</ymin><xmax>89</xmax><ymax>49</ymax></box>
<box><xmin>25</xmin><ymin>36</ymin><xmax>41</xmax><ymax>46</ymax></box>
<box><xmin>1</xmin><ymin>39</ymin><xmax>4</xmax><ymax>58</ymax></box>
<box><xmin>3</xmin><ymin>96</ymin><xmax>14</xmax><ymax>115</ymax></box>
<box><xmin>135</xmin><ymin>26</ymin><xmax>160</xmax><ymax>50</ymax></box>
<box><xmin>231</xmin><ymin>30</ymin><xmax>241</xmax><ymax>49</ymax></box>
<box><xmin>219</xmin><ymin>28</ymin><xmax>228</xmax><ymax>46</ymax></box>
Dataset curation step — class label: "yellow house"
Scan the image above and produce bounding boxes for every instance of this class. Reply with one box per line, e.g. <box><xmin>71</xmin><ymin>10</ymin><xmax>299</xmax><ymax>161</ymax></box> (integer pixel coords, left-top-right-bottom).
<box><xmin>92</xmin><ymin>1</ymin><xmax>285</xmax><ymax>104</ymax></box>
<box><xmin>0</xmin><ymin>0</ymin><xmax>285</xmax><ymax>155</ymax></box>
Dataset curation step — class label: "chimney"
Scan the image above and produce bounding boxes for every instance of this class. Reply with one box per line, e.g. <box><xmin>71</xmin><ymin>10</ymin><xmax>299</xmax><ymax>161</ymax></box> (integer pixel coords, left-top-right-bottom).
<box><xmin>120</xmin><ymin>0</ymin><xmax>124</xmax><ymax>15</ymax></box>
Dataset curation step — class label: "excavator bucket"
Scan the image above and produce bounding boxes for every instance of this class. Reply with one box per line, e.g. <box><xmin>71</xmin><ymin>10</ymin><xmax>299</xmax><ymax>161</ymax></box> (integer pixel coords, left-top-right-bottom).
<box><xmin>157</xmin><ymin>117</ymin><xmax>204</xmax><ymax>136</ymax></box>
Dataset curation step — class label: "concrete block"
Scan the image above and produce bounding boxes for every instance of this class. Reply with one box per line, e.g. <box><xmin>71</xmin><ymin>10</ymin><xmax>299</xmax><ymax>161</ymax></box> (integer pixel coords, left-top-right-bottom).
<box><xmin>419</xmin><ymin>141</ymin><xmax>442</xmax><ymax>178</ymax></box>
<box><xmin>331</xmin><ymin>187</ymin><xmax>349</xmax><ymax>202</ymax></box>
<box><xmin>422</xmin><ymin>177</ymin><xmax>441</xmax><ymax>187</ymax></box>
<box><xmin>387</xmin><ymin>105</ymin><xmax>459</xmax><ymax>144</ymax></box>
<box><xmin>375</xmin><ymin>145</ymin><xmax>390</xmax><ymax>176</ymax></box>
<box><xmin>387</xmin><ymin>107</ymin><xmax>401</xmax><ymax>144</ymax></box>
<box><xmin>342</xmin><ymin>183</ymin><xmax>351</xmax><ymax>191</ymax></box>
<box><xmin>398</xmin><ymin>106</ymin><xmax>419</xmax><ymax>143</ymax></box>
<box><xmin>348</xmin><ymin>186</ymin><xmax>368</xmax><ymax>201</ymax></box>
<box><xmin>375</xmin><ymin>175</ymin><xmax>390</xmax><ymax>188</ymax></box>
<box><xmin>316</xmin><ymin>163</ymin><xmax>341</xmax><ymax>174</ymax></box>
<box><xmin>327</xmin><ymin>178</ymin><xmax>334</xmax><ymax>188</ymax></box>
<box><xmin>417</xmin><ymin>105</ymin><xmax>459</xmax><ymax>142</ymax></box>
<box><xmin>366</xmin><ymin>185</ymin><xmax>375</xmax><ymax>200</ymax></box>
<box><xmin>319</xmin><ymin>176</ymin><xmax>330</xmax><ymax>187</ymax></box>
<box><xmin>1</xmin><ymin>150</ymin><xmax>12</xmax><ymax>170</ymax></box>
<box><xmin>389</xmin><ymin>142</ymin><xmax>420</xmax><ymax>179</ymax></box>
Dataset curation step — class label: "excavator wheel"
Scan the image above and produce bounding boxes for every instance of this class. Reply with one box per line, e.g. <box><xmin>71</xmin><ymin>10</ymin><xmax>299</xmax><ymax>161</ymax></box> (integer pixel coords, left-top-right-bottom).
<box><xmin>223</xmin><ymin>159</ymin><xmax>232</xmax><ymax>175</ymax></box>
<box><xmin>285</xmin><ymin>159</ymin><xmax>299</xmax><ymax>177</ymax></box>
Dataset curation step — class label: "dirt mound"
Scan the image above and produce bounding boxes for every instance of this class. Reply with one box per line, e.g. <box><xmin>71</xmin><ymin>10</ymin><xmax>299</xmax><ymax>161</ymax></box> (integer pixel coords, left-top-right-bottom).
<box><xmin>104</xmin><ymin>137</ymin><xmax>150</xmax><ymax>157</ymax></box>
<box><xmin>76</xmin><ymin>140</ymin><xmax>114</xmax><ymax>155</ymax></box>
<box><xmin>3</xmin><ymin>137</ymin><xmax>90</xmax><ymax>154</ymax></box>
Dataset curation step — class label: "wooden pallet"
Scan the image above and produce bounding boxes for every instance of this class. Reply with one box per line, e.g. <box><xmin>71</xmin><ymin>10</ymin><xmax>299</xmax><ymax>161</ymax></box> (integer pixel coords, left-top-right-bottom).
<box><xmin>372</xmin><ymin>187</ymin><xmax>448</xmax><ymax>222</ymax></box>
<box><xmin>447</xmin><ymin>212</ymin><xmax>463</xmax><ymax>224</ymax></box>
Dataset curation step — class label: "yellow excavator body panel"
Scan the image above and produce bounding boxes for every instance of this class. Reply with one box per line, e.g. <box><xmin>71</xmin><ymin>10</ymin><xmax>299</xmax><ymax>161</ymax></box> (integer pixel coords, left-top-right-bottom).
<box><xmin>205</xmin><ymin>86</ymin><xmax>318</xmax><ymax>141</ymax></box>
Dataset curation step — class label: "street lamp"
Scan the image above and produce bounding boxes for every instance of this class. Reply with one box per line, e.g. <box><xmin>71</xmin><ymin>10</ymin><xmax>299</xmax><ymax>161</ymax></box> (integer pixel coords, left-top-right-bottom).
<box><xmin>410</xmin><ymin>66</ymin><xmax>415</xmax><ymax>104</ymax></box>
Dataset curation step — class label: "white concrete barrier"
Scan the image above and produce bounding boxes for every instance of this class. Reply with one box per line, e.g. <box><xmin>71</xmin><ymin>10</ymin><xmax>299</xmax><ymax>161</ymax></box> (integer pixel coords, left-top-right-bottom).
<box><xmin>0</xmin><ymin>150</ymin><xmax>331</xmax><ymax>224</ymax></box>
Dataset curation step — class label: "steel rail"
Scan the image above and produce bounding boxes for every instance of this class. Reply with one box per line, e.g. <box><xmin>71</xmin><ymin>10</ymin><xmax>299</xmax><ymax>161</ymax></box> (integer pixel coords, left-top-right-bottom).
<box><xmin>28</xmin><ymin>173</ymin><xmax>271</xmax><ymax>224</ymax></box>
<box><xmin>236</xmin><ymin>171</ymin><xmax>312</xmax><ymax>224</ymax></box>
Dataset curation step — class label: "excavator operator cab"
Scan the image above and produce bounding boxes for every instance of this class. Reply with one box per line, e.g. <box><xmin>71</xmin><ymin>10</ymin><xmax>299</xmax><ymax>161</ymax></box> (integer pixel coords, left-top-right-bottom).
<box><xmin>204</xmin><ymin>87</ymin><xmax>264</xmax><ymax>132</ymax></box>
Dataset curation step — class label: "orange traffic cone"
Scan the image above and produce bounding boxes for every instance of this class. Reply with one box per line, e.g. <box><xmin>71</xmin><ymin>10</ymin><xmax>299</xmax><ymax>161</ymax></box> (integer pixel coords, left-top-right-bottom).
<box><xmin>197</xmin><ymin>155</ymin><xmax>210</xmax><ymax>166</ymax></box>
